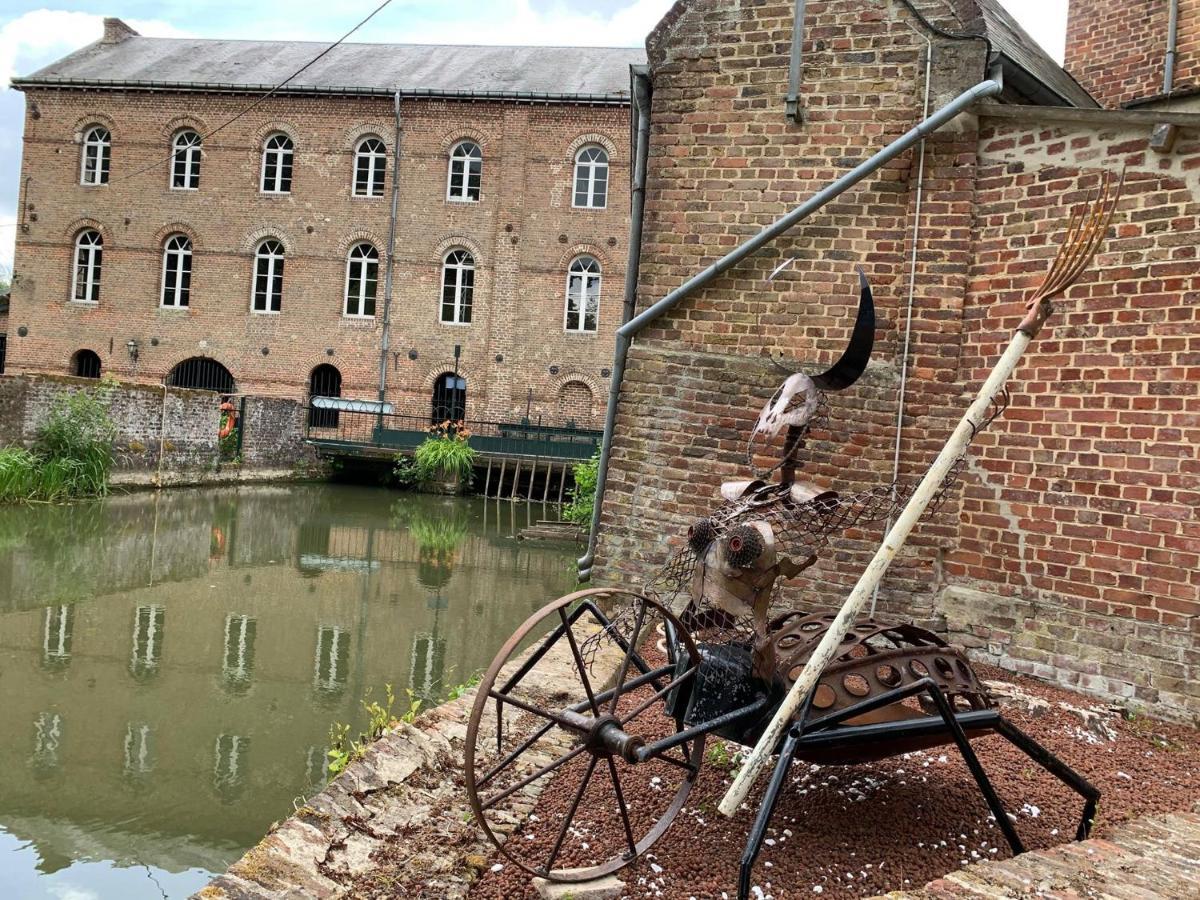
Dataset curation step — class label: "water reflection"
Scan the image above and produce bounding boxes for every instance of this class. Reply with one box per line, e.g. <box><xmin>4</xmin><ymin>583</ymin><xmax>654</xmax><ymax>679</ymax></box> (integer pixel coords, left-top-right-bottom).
<box><xmin>0</xmin><ymin>485</ymin><xmax>578</xmax><ymax>898</ymax></box>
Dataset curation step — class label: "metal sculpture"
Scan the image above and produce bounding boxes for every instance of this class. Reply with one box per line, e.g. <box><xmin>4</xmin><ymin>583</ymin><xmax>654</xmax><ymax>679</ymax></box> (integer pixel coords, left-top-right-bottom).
<box><xmin>464</xmin><ymin>173</ymin><xmax>1122</xmax><ymax>898</ymax></box>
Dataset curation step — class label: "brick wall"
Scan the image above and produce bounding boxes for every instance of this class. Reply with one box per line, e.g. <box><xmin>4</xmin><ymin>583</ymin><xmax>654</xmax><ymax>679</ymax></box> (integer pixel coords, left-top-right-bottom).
<box><xmin>946</xmin><ymin>114</ymin><xmax>1200</xmax><ymax>718</ymax></box>
<box><xmin>1065</xmin><ymin>0</ymin><xmax>1199</xmax><ymax>107</ymax></box>
<box><xmin>595</xmin><ymin>0</ymin><xmax>988</xmax><ymax>625</ymax></box>
<box><xmin>7</xmin><ymin>90</ymin><xmax>631</xmax><ymax>428</ymax></box>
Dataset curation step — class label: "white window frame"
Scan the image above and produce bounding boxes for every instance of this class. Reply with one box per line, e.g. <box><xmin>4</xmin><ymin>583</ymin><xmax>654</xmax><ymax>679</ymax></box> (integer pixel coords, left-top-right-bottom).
<box><xmin>131</xmin><ymin>604</ymin><xmax>165</xmax><ymax>675</ymax></box>
<box><xmin>440</xmin><ymin>249</ymin><xmax>475</xmax><ymax>325</ymax></box>
<box><xmin>446</xmin><ymin>140</ymin><xmax>482</xmax><ymax>202</ymax></box>
<box><xmin>564</xmin><ymin>256</ymin><xmax>601</xmax><ymax>333</ymax></box>
<box><xmin>171</xmin><ymin>130</ymin><xmax>202</xmax><ymax>190</ymax></box>
<box><xmin>80</xmin><ymin>126</ymin><xmax>111</xmax><ymax>185</ymax></box>
<box><xmin>71</xmin><ymin>230</ymin><xmax>103</xmax><ymax>304</ymax></box>
<box><xmin>260</xmin><ymin>133</ymin><xmax>294</xmax><ymax>194</ymax></box>
<box><xmin>43</xmin><ymin>605</ymin><xmax>72</xmax><ymax>665</ymax></box>
<box><xmin>222</xmin><ymin>614</ymin><xmax>256</xmax><ymax>683</ymax></box>
<box><xmin>353</xmin><ymin>136</ymin><xmax>387</xmax><ymax>197</ymax></box>
<box><xmin>572</xmin><ymin>145</ymin><xmax>609</xmax><ymax>209</ymax></box>
<box><xmin>252</xmin><ymin>239</ymin><xmax>285</xmax><ymax>313</ymax></box>
<box><xmin>160</xmin><ymin>234</ymin><xmax>192</xmax><ymax>308</ymax></box>
<box><xmin>314</xmin><ymin>625</ymin><xmax>350</xmax><ymax>693</ymax></box>
<box><xmin>344</xmin><ymin>242</ymin><xmax>379</xmax><ymax>318</ymax></box>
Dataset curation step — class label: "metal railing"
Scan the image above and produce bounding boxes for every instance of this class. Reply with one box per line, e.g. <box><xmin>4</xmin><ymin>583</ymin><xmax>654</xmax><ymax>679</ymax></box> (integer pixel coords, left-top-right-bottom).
<box><xmin>305</xmin><ymin>407</ymin><xmax>601</xmax><ymax>461</ymax></box>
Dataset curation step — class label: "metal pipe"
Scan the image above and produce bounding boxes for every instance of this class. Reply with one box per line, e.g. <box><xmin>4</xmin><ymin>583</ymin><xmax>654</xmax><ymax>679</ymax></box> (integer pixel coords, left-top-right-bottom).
<box><xmin>786</xmin><ymin>0</ymin><xmax>808</xmax><ymax>121</ymax></box>
<box><xmin>578</xmin><ymin>79</ymin><xmax>1002</xmax><ymax>577</ymax></box>
<box><xmin>377</xmin><ymin>90</ymin><xmax>402</xmax><ymax>403</ymax></box>
<box><xmin>622</xmin><ymin>69</ymin><xmax>652</xmax><ymax>325</ymax></box>
<box><xmin>1164</xmin><ymin>0</ymin><xmax>1180</xmax><ymax>94</ymax></box>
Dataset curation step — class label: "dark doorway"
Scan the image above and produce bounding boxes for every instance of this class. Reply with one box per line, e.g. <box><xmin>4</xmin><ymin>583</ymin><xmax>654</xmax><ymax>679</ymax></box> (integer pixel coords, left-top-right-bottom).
<box><xmin>167</xmin><ymin>357</ymin><xmax>235</xmax><ymax>393</ymax></box>
<box><xmin>0</xmin><ymin>333</ymin><xmax>6</xmax><ymax>375</ymax></box>
<box><xmin>72</xmin><ymin>349</ymin><xmax>101</xmax><ymax>379</ymax></box>
<box><xmin>431</xmin><ymin>372</ymin><xmax>466</xmax><ymax>424</ymax></box>
<box><xmin>308</xmin><ymin>364</ymin><xmax>343</xmax><ymax>428</ymax></box>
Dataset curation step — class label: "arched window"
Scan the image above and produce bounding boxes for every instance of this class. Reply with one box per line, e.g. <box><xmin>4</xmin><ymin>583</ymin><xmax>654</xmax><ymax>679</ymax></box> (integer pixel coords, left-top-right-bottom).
<box><xmin>71</xmin><ymin>230</ymin><xmax>103</xmax><ymax>304</ymax></box>
<box><xmin>261</xmin><ymin>133</ymin><xmax>294</xmax><ymax>194</ymax></box>
<box><xmin>171</xmin><ymin>130</ymin><xmax>202</xmax><ymax>189</ymax></box>
<box><xmin>564</xmin><ymin>256</ymin><xmax>600</xmax><ymax>333</ymax></box>
<box><xmin>447</xmin><ymin>141</ymin><xmax>481</xmax><ymax>202</ymax></box>
<box><xmin>167</xmin><ymin>357</ymin><xmax>236</xmax><ymax>393</ymax></box>
<box><xmin>72</xmin><ymin>349</ymin><xmax>101</xmax><ymax>379</ymax></box>
<box><xmin>308</xmin><ymin>364</ymin><xmax>343</xmax><ymax>428</ymax></box>
<box><xmin>160</xmin><ymin>234</ymin><xmax>192</xmax><ymax>308</ymax></box>
<box><xmin>353</xmin><ymin>137</ymin><xmax>386</xmax><ymax>197</ymax></box>
<box><xmin>81</xmin><ymin>126</ymin><xmax>111</xmax><ymax>185</ymax></box>
<box><xmin>440</xmin><ymin>249</ymin><xmax>474</xmax><ymax>324</ymax></box>
<box><xmin>431</xmin><ymin>371</ymin><xmax>466</xmax><ymax>423</ymax></box>
<box><xmin>344</xmin><ymin>243</ymin><xmax>378</xmax><ymax>318</ymax></box>
<box><xmin>252</xmin><ymin>239</ymin><xmax>285</xmax><ymax>312</ymax></box>
<box><xmin>572</xmin><ymin>145</ymin><xmax>609</xmax><ymax>209</ymax></box>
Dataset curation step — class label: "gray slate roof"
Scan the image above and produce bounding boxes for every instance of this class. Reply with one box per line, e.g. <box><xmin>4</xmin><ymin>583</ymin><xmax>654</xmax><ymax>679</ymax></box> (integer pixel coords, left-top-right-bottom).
<box><xmin>15</xmin><ymin>36</ymin><xmax>644</xmax><ymax>103</ymax></box>
<box><xmin>975</xmin><ymin>0</ymin><xmax>1097</xmax><ymax>108</ymax></box>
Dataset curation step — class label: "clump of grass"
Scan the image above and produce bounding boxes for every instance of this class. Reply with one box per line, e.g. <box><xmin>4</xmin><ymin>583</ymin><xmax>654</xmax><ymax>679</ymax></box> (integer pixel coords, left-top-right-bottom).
<box><xmin>411</xmin><ymin>420</ymin><xmax>477</xmax><ymax>486</ymax></box>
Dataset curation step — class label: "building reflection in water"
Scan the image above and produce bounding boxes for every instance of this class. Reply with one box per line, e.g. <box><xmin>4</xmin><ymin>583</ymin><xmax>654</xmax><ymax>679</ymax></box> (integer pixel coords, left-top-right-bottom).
<box><xmin>0</xmin><ymin>485</ymin><xmax>578</xmax><ymax>889</ymax></box>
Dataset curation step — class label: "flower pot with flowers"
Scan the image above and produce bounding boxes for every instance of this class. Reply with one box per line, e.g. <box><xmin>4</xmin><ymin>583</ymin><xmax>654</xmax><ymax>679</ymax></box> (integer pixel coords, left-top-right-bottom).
<box><xmin>413</xmin><ymin>420</ymin><xmax>477</xmax><ymax>494</ymax></box>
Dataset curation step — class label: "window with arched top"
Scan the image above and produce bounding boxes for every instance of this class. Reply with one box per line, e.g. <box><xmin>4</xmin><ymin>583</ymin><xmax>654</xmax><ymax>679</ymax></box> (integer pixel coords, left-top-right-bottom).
<box><xmin>71</xmin><ymin>230</ymin><xmax>103</xmax><ymax>304</ymax></box>
<box><xmin>440</xmin><ymin>249</ymin><xmax>475</xmax><ymax>324</ymax></box>
<box><xmin>167</xmin><ymin>357</ymin><xmax>236</xmax><ymax>393</ymax></box>
<box><xmin>447</xmin><ymin>141</ymin><xmax>481</xmax><ymax>202</ymax></box>
<box><xmin>564</xmin><ymin>256</ymin><xmax>600</xmax><ymax>333</ymax></box>
<box><xmin>161</xmin><ymin>234</ymin><xmax>192</xmax><ymax>308</ymax></box>
<box><xmin>81</xmin><ymin>126</ymin><xmax>111</xmax><ymax>185</ymax></box>
<box><xmin>308</xmin><ymin>364</ymin><xmax>343</xmax><ymax>428</ymax></box>
<box><xmin>344</xmin><ymin>242</ymin><xmax>378</xmax><ymax>318</ymax></box>
<box><xmin>353</xmin><ymin>137</ymin><xmax>386</xmax><ymax>197</ymax></box>
<box><xmin>261</xmin><ymin>133</ymin><xmax>294</xmax><ymax>193</ymax></box>
<box><xmin>171</xmin><ymin>130</ymin><xmax>202</xmax><ymax>189</ymax></box>
<box><xmin>252</xmin><ymin>240</ymin><xmax>285</xmax><ymax>312</ymax></box>
<box><xmin>72</xmin><ymin>349</ymin><xmax>101</xmax><ymax>379</ymax></box>
<box><xmin>572</xmin><ymin>145</ymin><xmax>609</xmax><ymax>209</ymax></box>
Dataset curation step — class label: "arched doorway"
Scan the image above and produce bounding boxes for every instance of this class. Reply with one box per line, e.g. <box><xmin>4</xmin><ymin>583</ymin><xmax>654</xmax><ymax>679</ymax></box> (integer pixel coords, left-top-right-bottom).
<box><xmin>431</xmin><ymin>371</ymin><xmax>466</xmax><ymax>424</ymax></box>
<box><xmin>308</xmin><ymin>364</ymin><xmax>343</xmax><ymax>428</ymax></box>
<box><xmin>72</xmin><ymin>349</ymin><xmax>102</xmax><ymax>379</ymax></box>
<box><xmin>167</xmin><ymin>357</ymin><xmax>235</xmax><ymax>393</ymax></box>
<box><xmin>556</xmin><ymin>380</ymin><xmax>594</xmax><ymax>428</ymax></box>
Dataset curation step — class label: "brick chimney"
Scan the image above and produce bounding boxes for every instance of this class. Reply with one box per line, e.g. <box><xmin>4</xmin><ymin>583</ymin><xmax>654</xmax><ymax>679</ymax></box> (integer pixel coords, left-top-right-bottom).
<box><xmin>101</xmin><ymin>17</ymin><xmax>139</xmax><ymax>44</ymax></box>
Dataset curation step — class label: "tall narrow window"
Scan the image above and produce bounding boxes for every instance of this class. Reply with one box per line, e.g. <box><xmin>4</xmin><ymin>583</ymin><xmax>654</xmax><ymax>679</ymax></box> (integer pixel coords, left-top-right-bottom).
<box><xmin>344</xmin><ymin>243</ymin><xmax>378</xmax><ymax>317</ymax></box>
<box><xmin>214</xmin><ymin>733</ymin><xmax>250</xmax><ymax>796</ymax></box>
<box><xmin>252</xmin><ymin>239</ymin><xmax>285</xmax><ymax>313</ymax></box>
<box><xmin>447</xmin><ymin>141</ymin><xmax>481</xmax><ymax>201</ymax></box>
<box><xmin>573</xmin><ymin>146</ymin><xmax>609</xmax><ymax>209</ymax></box>
<box><xmin>72</xmin><ymin>230</ymin><xmax>103</xmax><ymax>303</ymax></box>
<box><xmin>353</xmin><ymin>137</ymin><xmax>386</xmax><ymax>197</ymax></box>
<box><xmin>81</xmin><ymin>126</ymin><xmax>111</xmax><ymax>185</ymax></box>
<box><xmin>440</xmin><ymin>249</ymin><xmax>474</xmax><ymax>324</ymax></box>
<box><xmin>565</xmin><ymin>256</ymin><xmax>601</xmax><ymax>333</ymax></box>
<box><xmin>33</xmin><ymin>712</ymin><xmax>63</xmax><ymax>770</ymax></box>
<box><xmin>130</xmin><ymin>605</ymin><xmax>165</xmax><ymax>679</ymax></box>
<box><xmin>261</xmin><ymin>133</ymin><xmax>294</xmax><ymax>194</ymax></box>
<box><xmin>172</xmin><ymin>130</ymin><xmax>202</xmax><ymax>189</ymax></box>
<box><xmin>42</xmin><ymin>605</ymin><xmax>73</xmax><ymax>669</ymax></box>
<box><xmin>314</xmin><ymin>625</ymin><xmax>350</xmax><ymax>695</ymax></box>
<box><xmin>161</xmin><ymin>234</ymin><xmax>192</xmax><ymax>308</ymax></box>
<box><xmin>222</xmin><ymin>614</ymin><xmax>257</xmax><ymax>689</ymax></box>
<box><xmin>124</xmin><ymin>723</ymin><xmax>155</xmax><ymax>777</ymax></box>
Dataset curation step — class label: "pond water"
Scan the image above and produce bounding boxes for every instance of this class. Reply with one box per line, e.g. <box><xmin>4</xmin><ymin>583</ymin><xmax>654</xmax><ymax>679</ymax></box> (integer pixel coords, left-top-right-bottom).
<box><xmin>0</xmin><ymin>485</ymin><xmax>579</xmax><ymax>899</ymax></box>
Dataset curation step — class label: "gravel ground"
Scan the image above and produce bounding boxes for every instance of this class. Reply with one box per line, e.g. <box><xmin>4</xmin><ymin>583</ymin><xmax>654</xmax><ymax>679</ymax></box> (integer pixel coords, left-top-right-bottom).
<box><xmin>467</xmin><ymin>661</ymin><xmax>1200</xmax><ymax>900</ymax></box>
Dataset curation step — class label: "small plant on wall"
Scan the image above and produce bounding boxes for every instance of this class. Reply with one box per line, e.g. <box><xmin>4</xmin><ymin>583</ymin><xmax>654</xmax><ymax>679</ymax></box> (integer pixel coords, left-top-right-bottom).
<box><xmin>407</xmin><ymin>420</ymin><xmax>477</xmax><ymax>494</ymax></box>
<box><xmin>562</xmin><ymin>450</ymin><xmax>599</xmax><ymax>525</ymax></box>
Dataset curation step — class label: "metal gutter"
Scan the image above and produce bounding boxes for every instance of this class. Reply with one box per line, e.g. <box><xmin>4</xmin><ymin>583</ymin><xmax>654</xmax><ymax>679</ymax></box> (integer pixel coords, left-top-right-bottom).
<box><xmin>577</xmin><ymin>78</ymin><xmax>1003</xmax><ymax>579</ymax></box>
<box><xmin>9</xmin><ymin>77</ymin><xmax>631</xmax><ymax>106</ymax></box>
<box><xmin>621</xmin><ymin>67</ymin><xmax>652</xmax><ymax>325</ymax></box>
<box><xmin>786</xmin><ymin>0</ymin><xmax>808</xmax><ymax>122</ymax></box>
<box><xmin>1165</xmin><ymin>0</ymin><xmax>1180</xmax><ymax>95</ymax></box>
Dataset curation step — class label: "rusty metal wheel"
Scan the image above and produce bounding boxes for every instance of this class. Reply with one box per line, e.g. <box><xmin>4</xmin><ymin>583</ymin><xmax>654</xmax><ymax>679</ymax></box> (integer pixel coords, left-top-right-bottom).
<box><xmin>465</xmin><ymin>588</ymin><xmax>705</xmax><ymax>882</ymax></box>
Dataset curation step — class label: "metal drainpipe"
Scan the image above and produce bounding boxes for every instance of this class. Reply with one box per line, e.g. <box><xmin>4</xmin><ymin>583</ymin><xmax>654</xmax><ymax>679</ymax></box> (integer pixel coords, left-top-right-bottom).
<box><xmin>622</xmin><ymin>70</ymin><xmax>652</xmax><ymax>326</ymax></box>
<box><xmin>577</xmin><ymin>78</ymin><xmax>1003</xmax><ymax>579</ymax></box>
<box><xmin>377</xmin><ymin>90</ymin><xmax>402</xmax><ymax>403</ymax></box>
<box><xmin>1165</xmin><ymin>0</ymin><xmax>1180</xmax><ymax>95</ymax></box>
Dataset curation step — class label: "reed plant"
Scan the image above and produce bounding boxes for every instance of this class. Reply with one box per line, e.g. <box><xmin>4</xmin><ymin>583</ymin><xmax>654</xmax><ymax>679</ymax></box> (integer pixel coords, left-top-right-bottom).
<box><xmin>412</xmin><ymin>420</ymin><xmax>477</xmax><ymax>486</ymax></box>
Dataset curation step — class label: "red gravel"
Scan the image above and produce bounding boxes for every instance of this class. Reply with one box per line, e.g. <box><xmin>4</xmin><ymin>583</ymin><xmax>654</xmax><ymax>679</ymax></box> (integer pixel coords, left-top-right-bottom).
<box><xmin>467</xmin><ymin>662</ymin><xmax>1200</xmax><ymax>899</ymax></box>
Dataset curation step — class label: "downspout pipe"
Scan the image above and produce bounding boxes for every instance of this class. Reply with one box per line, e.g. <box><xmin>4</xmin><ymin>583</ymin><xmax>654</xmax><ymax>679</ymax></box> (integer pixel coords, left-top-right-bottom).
<box><xmin>1164</xmin><ymin>0</ymin><xmax>1180</xmax><ymax>95</ymax></box>
<box><xmin>622</xmin><ymin>67</ymin><xmax>652</xmax><ymax>325</ymax></box>
<box><xmin>577</xmin><ymin>78</ymin><xmax>1002</xmax><ymax>579</ymax></box>
<box><xmin>378</xmin><ymin>90</ymin><xmax>402</xmax><ymax>403</ymax></box>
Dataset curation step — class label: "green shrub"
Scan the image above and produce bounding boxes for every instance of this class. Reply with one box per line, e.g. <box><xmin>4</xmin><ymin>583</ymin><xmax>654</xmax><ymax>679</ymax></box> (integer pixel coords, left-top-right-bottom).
<box><xmin>412</xmin><ymin>420</ymin><xmax>477</xmax><ymax>485</ymax></box>
<box><xmin>562</xmin><ymin>451</ymin><xmax>599</xmax><ymax>525</ymax></box>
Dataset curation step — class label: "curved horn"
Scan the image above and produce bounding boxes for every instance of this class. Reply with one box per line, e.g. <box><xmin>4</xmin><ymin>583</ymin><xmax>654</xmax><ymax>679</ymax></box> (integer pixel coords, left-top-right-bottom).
<box><xmin>811</xmin><ymin>268</ymin><xmax>875</xmax><ymax>392</ymax></box>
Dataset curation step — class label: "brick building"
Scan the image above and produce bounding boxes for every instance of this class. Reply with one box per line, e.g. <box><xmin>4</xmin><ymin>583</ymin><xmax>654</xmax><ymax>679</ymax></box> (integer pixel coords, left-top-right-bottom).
<box><xmin>592</xmin><ymin>0</ymin><xmax>1200</xmax><ymax>719</ymax></box>
<box><xmin>5</xmin><ymin>19</ymin><xmax>642</xmax><ymax>427</ymax></box>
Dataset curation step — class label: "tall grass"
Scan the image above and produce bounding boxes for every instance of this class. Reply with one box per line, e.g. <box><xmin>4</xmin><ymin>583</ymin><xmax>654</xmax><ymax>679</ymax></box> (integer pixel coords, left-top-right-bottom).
<box><xmin>0</xmin><ymin>380</ymin><xmax>117</xmax><ymax>504</ymax></box>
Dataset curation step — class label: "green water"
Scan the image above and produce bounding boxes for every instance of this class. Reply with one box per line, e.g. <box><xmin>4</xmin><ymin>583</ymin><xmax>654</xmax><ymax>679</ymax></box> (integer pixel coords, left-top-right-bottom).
<box><xmin>0</xmin><ymin>485</ymin><xmax>579</xmax><ymax>899</ymax></box>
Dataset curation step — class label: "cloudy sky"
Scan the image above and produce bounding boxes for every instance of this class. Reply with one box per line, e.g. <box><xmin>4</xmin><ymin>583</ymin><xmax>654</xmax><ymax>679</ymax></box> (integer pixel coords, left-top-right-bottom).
<box><xmin>0</xmin><ymin>0</ymin><xmax>1070</xmax><ymax>272</ymax></box>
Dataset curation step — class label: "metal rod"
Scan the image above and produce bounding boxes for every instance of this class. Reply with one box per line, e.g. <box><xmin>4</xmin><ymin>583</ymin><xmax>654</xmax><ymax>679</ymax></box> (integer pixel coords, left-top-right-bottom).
<box><xmin>621</xmin><ymin>69</ymin><xmax>652</xmax><ymax>325</ymax></box>
<box><xmin>579</xmin><ymin>79</ymin><xmax>1002</xmax><ymax>577</ymax></box>
<box><xmin>1165</xmin><ymin>0</ymin><xmax>1180</xmax><ymax>94</ymax></box>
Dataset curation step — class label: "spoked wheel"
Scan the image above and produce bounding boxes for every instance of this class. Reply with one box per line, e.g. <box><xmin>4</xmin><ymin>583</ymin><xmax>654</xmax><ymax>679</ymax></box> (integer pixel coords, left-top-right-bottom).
<box><xmin>465</xmin><ymin>588</ymin><xmax>705</xmax><ymax>882</ymax></box>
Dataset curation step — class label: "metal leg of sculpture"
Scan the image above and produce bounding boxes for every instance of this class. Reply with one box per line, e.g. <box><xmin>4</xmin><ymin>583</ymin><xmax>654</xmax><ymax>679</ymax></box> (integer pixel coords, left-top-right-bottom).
<box><xmin>994</xmin><ymin>717</ymin><xmax>1100</xmax><ymax>841</ymax></box>
<box><xmin>737</xmin><ymin>725</ymin><xmax>802</xmax><ymax>900</ymax></box>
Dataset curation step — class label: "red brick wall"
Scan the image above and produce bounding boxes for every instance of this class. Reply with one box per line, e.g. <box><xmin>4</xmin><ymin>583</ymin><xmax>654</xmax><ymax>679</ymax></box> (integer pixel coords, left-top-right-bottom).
<box><xmin>595</xmin><ymin>0</ymin><xmax>989</xmax><ymax>624</ymax></box>
<box><xmin>7</xmin><ymin>90</ymin><xmax>630</xmax><ymax>426</ymax></box>
<box><xmin>1065</xmin><ymin>0</ymin><xmax>1199</xmax><ymax>107</ymax></box>
<box><xmin>947</xmin><ymin>114</ymin><xmax>1200</xmax><ymax>716</ymax></box>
